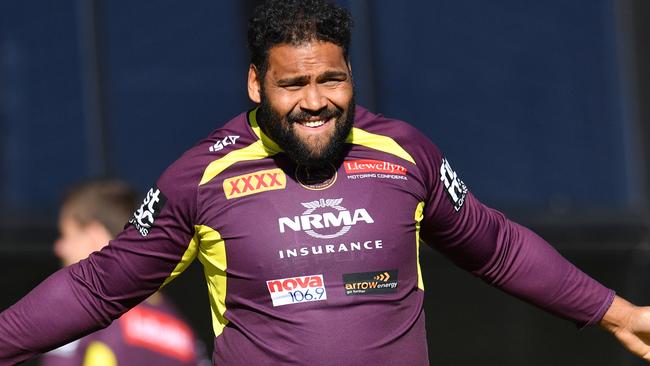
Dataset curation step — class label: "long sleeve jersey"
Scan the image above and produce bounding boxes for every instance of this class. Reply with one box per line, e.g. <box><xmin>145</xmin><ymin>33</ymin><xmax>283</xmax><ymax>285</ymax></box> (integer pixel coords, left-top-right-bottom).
<box><xmin>0</xmin><ymin>106</ymin><xmax>614</xmax><ymax>365</ymax></box>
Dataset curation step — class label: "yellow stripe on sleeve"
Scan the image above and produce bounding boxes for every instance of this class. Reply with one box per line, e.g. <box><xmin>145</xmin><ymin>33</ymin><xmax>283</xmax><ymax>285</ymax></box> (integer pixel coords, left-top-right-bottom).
<box><xmin>160</xmin><ymin>234</ymin><xmax>200</xmax><ymax>289</ymax></box>
<box><xmin>195</xmin><ymin>225</ymin><xmax>229</xmax><ymax>337</ymax></box>
<box><xmin>414</xmin><ymin>201</ymin><xmax>425</xmax><ymax>291</ymax></box>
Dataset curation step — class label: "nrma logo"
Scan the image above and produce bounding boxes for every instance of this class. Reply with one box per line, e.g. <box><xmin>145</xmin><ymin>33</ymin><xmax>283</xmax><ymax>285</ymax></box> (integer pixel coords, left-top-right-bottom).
<box><xmin>278</xmin><ymin>198</ymin><xmax>374</xmax><ymax>239</ymax></box>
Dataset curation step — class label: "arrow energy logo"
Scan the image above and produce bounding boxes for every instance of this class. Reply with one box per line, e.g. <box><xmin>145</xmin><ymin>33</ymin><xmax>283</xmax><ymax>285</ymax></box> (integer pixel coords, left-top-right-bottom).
<box><xmin>374</xmin><ymin>272</ymin><xmax>391</xmax><ymax>282</ymax></box>
<box><xmin>343</xmin><ymin>270</ymin><xmax>398</xmax><ymax>296</ymax></box>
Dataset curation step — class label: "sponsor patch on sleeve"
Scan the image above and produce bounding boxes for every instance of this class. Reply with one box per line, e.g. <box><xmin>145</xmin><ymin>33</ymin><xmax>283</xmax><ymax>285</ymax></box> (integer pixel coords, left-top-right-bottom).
<box><xmin>439</xmin><ymin>158</ymin><xmax>468</xmax><ymax>211</ymax></box>
<box><xmin>129</xmin><ymin>186</ymin><xmax>167</xmax><ymax>237</ymax></box>
<box><xmin>266</xmin><ymin>274</ymin><xmax>327</xmax><ymax>307</ymax></box>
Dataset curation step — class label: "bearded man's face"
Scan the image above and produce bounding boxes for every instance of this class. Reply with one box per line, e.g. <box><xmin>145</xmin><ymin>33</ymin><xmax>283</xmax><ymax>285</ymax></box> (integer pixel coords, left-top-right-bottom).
<box><xmin>248</xmin><ymin>41</ymin><xmax>355</xmax><ymax>166</ymax></box>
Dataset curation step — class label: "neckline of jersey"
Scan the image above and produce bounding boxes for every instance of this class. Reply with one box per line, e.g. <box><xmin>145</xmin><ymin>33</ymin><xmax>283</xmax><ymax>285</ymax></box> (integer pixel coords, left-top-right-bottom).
<box><xmin>247</xmin><ymin>107</ymin><xmax>283</xmax><ymax>154</ymax></box>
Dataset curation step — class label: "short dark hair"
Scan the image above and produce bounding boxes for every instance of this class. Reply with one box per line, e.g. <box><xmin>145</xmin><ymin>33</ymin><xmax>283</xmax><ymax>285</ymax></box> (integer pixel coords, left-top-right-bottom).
<box><xmin>61</xmin><ymin>179</ymin><xmax>139</xmax><ymax>237</ymax></box>
<box><xmin>247</xmin><ymin>0</ymin><xmax>353</xmax><ymax>79</ymax></box>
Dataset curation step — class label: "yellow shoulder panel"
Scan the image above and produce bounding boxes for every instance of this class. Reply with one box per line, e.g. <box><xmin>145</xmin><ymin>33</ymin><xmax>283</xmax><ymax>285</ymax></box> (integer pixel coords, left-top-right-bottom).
<box><xmin>202</xmin><ymin>110</ymin><xmax>416</xmax><ymax>186</ymax></box>
<box><xmin>199</xmin><ymin>109</ymin><xmax>282</xmax><ymax>186</ymax></box>
<box><xmin>345</xmin><ymin>127</ymin><xmax>416</xmax><ymax>165</ymax></box>
<box><xmin>249</xmin><ymin>108</ymin><xmax>283</xmax><ymax>153</ymax></box>
<box><xmin>200</xmin><ymin>140</ymin><xmax>279</xmax><ymax>186</ymax></box>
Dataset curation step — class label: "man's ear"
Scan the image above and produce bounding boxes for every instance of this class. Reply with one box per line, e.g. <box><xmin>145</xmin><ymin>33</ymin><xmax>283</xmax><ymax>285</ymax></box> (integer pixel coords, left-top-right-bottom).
<box><xmin>247</xmin><ymin>64</ymin><xmax>262</xmax><ymax>104</ymax></box>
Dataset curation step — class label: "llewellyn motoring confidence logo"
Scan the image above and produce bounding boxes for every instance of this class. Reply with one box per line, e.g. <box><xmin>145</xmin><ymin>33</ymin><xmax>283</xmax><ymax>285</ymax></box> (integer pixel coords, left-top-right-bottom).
<box><xmin>344</xmin><ymin>160</ymin><xmax>407</xmax><ymax>175</ymax></box>
<box><xmin>344</xmin><ymin>159</ymin><xmax>408</xmax><ymax>181</ymax></box>
<box><xmin>343</xmin><ymin>270</ymin><xmax>398</xmax><ymax>296</ymax></box>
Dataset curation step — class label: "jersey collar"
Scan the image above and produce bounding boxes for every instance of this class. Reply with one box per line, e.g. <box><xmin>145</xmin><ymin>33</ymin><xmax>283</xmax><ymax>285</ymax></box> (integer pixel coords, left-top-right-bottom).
<box><xmin>248</xmin><ymin>108</ymin><xmax>283</xmax><ymax>154</ymax></box>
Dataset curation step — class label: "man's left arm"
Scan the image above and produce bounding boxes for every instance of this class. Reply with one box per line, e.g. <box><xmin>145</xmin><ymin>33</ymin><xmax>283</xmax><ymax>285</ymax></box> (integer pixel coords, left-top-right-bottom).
<box><xmin>396</xmin><ymin>123</ymin><xmax>649</xmax><ymax>360</ymax></box>
<box><xmin>423</xmin><ymin>190</ymin><xmax>615</xmax><ymax>327</ymax></box>
<box><xmin>422</xmin><ymin>154</ymin><xmax>648</xmax><ymax>359</ymax></box>
<box><xmin>384</xmin><ymin>125</ymin><xmax>612</xmax><ymax>326</ymax></box>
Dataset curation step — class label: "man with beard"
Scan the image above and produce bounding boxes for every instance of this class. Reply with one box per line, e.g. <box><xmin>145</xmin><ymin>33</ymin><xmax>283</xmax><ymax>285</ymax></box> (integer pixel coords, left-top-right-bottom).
<box><xmin>2</xmin><ymin>0</ymin><xmax>650</xmax><ymax>365</ymax></box>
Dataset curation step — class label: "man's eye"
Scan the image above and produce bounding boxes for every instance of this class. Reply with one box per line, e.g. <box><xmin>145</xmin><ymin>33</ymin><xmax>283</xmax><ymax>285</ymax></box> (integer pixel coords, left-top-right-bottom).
<box><xmin>322</xmin><ymin>80</ymin><xmax>341</xmax><ymax>87</ymax></box>
<box><xmin>283</xmin><ymin>85</ymin><xmax>302</xmax><ymax>91</ymax></box>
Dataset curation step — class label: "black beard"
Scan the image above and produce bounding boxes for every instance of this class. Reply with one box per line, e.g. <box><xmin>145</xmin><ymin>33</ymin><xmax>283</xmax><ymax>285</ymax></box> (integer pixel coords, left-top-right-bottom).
<box><xmin>257</xmin><ymin>94</ymin><xmax>355</xmax><ymax>167</ymax></box>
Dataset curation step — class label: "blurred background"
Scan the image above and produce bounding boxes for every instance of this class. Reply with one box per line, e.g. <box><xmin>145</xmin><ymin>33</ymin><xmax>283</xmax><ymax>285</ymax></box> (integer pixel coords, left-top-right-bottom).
<box><xmin>0</xmin><ymin>0</ymin><xmax>649</xmax><ymax>365</ymax></box>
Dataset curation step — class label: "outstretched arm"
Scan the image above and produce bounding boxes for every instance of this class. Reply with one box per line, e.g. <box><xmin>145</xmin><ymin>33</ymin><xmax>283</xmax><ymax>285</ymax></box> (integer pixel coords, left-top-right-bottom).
<box><xmin>0</xmin><ymin>167</ymin><xmax>200</xmax><ymax>364</ymax></box>
<box><xmin>601</xmin><ymin>296</ymin><xmax>650</xmax><ymax>362</ymax></box>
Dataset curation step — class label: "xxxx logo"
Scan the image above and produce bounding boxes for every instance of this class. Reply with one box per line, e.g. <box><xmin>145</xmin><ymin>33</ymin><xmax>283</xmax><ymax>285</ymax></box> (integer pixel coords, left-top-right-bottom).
<box><xmin>223</xmin><ymin>168</ymin><xmax>286</xmax><ymax>199</ymax></box>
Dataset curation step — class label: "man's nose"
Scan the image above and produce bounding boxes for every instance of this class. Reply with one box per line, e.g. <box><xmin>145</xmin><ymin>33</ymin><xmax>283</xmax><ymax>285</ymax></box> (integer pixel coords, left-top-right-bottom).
<box><xmin>299</xmin><ymin>84</ymin><xmax>327</xmax><ymax>112</ymax></box>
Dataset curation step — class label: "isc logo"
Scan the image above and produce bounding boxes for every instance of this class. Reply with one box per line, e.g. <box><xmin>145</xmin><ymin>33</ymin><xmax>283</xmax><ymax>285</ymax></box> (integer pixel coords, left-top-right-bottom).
<box><xmin>223</xmin><ymin>168</ymin><xmax>286</xmax><ymax>199</ymax></box>
<box><xmin>209</xmin><ymin>135</ymin><xmax>239</xmax><ymax>152</ymax></box>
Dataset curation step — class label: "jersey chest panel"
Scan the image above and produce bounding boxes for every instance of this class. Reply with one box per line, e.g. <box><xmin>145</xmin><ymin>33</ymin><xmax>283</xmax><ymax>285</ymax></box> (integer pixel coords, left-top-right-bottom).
<box><xmin>198</xmin><ymin>154</ymin><xmax>423</xmax><ymax>308</ymax></box>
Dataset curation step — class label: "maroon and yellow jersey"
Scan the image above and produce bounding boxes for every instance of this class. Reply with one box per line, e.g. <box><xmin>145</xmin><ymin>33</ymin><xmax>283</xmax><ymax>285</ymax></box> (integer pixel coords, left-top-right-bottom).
<box><xmin>0</xmin><ymin>106</ymin><xmax>614</xmax><ymax>365</ymax></box>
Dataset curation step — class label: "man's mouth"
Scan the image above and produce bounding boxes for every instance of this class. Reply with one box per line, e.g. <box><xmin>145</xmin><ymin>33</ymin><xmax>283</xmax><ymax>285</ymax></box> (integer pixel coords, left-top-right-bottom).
<box><xmin>302</xmin><ymin>119</ymin><xmax>326</xmax><ymax>128</ymax></box>
<box><xmin>294</xmin><ymin>116</ymin><xmax>336</xmax><ymax>129</ymax></box>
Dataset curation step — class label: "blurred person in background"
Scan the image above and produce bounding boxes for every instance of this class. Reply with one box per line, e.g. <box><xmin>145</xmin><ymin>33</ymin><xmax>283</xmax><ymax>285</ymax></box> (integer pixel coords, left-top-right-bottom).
<box><xmin>39</xmin><ymin>180</ymin><xmax>208</xmax><ymax>366</ymax></box>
